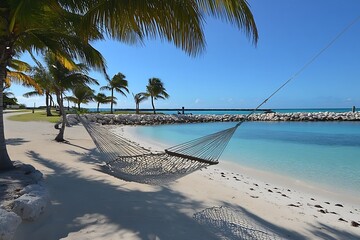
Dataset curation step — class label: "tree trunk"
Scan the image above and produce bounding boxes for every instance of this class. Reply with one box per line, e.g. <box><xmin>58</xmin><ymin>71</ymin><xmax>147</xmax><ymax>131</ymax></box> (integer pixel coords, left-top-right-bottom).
<box><xmin>136</xmin><ymin>103</ymin><xmax>139</xmax><ymax>114</ymax></box>
<box><xmin>110</xmin><ymin>88</ymin><xmax>114</xmax><ymax>114</ymax></box>
<box><xmin>97</xmin><ymin>103</ymin><xmax>100</xmax><ymax>113</ymax></box>
<box><xmin>46</xmin><ymin>92</ymin><xmax>52</xmax><ymax>116</ymax></box>
<box><xmin>151</xmin><ymin>97</ymin><xmax>156</xmax><ymax>114</ymax></box>
<box><xmin>55</xmin><ymin>93</ymin><xmax>66</xmax><ymax>142</ymax></box>
<box><xmin>50</xmin><ymin>96</ymin><xmax>55</xmax><ymax>108</ymax></box>
<box><xmin>78</xmin><ymin>103</ymin><xmax>80</xmax><ymax>111</ymax></box>
<box><xmin>0</xmin><ymin>52</ymin><xmax>14</xmax><ymax>170</ymax></box>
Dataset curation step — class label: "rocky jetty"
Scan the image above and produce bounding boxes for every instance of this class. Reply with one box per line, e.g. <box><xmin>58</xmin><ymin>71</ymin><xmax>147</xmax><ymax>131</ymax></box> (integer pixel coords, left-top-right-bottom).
<box><xmin>68</xmin><ymin>111</ymin><xmax>360</xmax><ymax>126</ymax></box>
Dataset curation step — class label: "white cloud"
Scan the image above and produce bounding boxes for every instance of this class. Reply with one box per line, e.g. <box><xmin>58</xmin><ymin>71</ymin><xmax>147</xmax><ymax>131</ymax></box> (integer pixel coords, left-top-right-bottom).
<box><xmin>194</xmin><ymin>98</ymin><xmax>201</xmax><ymax>104</ymax></box>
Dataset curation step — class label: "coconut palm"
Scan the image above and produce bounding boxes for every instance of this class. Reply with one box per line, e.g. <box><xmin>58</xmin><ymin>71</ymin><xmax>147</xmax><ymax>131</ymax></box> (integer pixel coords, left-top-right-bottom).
<box><xmin>0</xmin><ymin>0</ymin><xmax>258</xmax><ymax>170</ymax></box>
<box><xmin>66</xmin><ymin>85</ymin><xmax>95</xmax><ymax>111</ymax></box>
<box><xmin>145</xmin><ymin>78</ymin><xmax>169</xmax><ymax>114</ymax></box>
<box><xmin>133</xmin><ymin>92</ymin><xmax>148</xmax><ymax>114</ymax></box>
<box><xmin>100</xmin><ymin>73</ymin><xmax>129</xmax><ymax>114</ymax></box>
<box><xmin>23</xmin><ymin>64</ymin><xmax>55</xmax><ymax>116</ymax></box>
<box><xmin>44</xmin><ymin>52</ymin><xmax>99</xmax><ymax>142</ymax></box>
<box><xmin>93</xmin><ymin>93</ymin><xmax>114</xmax><ymax>113</ymax></box>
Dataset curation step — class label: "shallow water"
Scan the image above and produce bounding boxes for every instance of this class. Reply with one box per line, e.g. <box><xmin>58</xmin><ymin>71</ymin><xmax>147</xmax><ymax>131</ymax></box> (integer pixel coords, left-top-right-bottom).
<box><xmin>134</xmin><ymin>121</ymin><xmax>360</xmax><ymax>197</ymax></box>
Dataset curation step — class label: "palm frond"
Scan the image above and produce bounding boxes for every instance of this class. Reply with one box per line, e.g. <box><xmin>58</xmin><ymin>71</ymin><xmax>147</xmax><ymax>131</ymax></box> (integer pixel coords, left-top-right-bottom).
<box><xmin>6</xmin><ymin>71</ymin><xmax>43</xmax><ymax>93</ymax></box>
<box><xmin>8</xmin><ymin>59</ymin><xmax>32</xmax><ymax>72</ymax></box>
<box><xmin>82</xmin><ymin>0</ymin><xmax>205</xmax><ymax>56</ymax></box>
<box><xmin>23</xmin><ymin>90</ymin><xmax>43</xmax><ymax>98</ymax></box>
<box><xmin>100</xmin><ymin>86</ymin><xmax>111</xmax><ymax>91</ymax></box>
<box><xmin>196</xmin><ymin>0</ymin><xmax>258</xmax><ymax>45</ymax></box>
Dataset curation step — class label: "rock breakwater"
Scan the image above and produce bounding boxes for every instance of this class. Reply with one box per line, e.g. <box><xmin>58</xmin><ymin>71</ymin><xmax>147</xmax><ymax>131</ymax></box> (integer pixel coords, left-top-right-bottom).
<box><xmin>68</xmin><ymin>111</ymin><xmax>360</xmax><ymax>126</ymax></box>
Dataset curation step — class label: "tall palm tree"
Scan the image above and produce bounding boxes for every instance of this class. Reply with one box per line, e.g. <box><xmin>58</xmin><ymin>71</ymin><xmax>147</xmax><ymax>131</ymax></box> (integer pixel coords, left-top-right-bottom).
<box><xmin>44</xmin><ymin>52</ymin><xmax>99</xmax><ymax>142</ymax></box>
<box><xmin>0</xmin><ymin>0</ymin><xmax>258</xmax><ymax>170</ymax></box>
<box><xmin>100</xmin><ymin>73</ymin><xmax>129</xmax><ymax>114</ymax></box>
<box><xmin>133</xmin><ymin>92</ymin><xmax>148</xmax><ymax>114</ymax></box>
<box><xmin>93</xmin><ymin>93</ymin><xmax>114</xmax><ymax>113</ymax></box>
<box><xmin>23</xmin><ymin>65</ymin><xmax>55</xmax><ymax>116</ymax></box>
<box><xmin>145</xmin><ymin>78</ymin><xmax>169</xmax><ymax>114</ymax></box>
<box><xmin>66</xmin><ymin>85</ymin><xmax>95</xmax><ymax>111</ymax></box>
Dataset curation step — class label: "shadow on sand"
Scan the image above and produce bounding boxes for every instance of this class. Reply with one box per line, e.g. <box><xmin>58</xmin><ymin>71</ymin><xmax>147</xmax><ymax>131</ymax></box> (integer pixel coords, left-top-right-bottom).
<box><xmin>6</xmin><ymin>138</ymin><xmax>30</xmax><ymax>146</ymax></box>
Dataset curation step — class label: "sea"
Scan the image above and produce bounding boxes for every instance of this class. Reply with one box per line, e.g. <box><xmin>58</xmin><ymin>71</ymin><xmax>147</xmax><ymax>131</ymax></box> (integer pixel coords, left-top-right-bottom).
<box><xmin>126</xmin><ymin>112</ymin><xmax>360</xmax><ymax>199</ymax></box>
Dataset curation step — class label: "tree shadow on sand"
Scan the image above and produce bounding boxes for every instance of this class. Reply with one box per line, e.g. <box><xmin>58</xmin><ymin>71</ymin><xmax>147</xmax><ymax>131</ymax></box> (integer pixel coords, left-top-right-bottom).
<box><xmin>6</xmin><ymin>138</ymin><xmax>30</xmax><ymax>146</ymax></box>
<box><xmin>15</xmin><ymin>150</ymin><xmax>217</xmax><ymax>240</ymax></box>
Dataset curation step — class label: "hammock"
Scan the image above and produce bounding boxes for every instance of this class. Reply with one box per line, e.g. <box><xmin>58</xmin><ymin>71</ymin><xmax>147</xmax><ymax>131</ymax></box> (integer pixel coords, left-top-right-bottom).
<box><xmin>79</xmin><ymin>114</ymin><xmax>239</xmax><ymax>184</ymax></box>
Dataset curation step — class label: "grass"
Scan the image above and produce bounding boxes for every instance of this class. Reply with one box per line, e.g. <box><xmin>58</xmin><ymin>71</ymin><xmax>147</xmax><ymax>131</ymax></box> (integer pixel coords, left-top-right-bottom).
<box><xmin>8</xmin><ymin>110</ymin><xmax>61</xmax><ymax>123</ymax></box>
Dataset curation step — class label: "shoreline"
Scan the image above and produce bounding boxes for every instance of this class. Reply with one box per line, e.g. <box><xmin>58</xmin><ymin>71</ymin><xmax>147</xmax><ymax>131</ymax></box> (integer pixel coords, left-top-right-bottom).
<box><xmin>120</xmin><ymin>125</ymin><xmax>360</xmax><ymax>206</ymax></box>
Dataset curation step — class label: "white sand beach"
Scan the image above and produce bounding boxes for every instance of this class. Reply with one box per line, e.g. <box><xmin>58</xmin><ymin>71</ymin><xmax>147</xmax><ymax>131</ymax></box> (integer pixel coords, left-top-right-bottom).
<box><xmin>3</xmin><ymin>112</ymin><xmax>360</xmax><ymax>239</ymax></box>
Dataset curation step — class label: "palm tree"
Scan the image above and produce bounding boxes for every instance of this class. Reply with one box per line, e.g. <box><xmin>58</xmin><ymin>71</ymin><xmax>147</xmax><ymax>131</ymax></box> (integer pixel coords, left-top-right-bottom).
<box><xmin>100</xmin><ymin>73</ymin><xmax>129</xmax><ymax>114</ymax></box>
<box><xmin>66</xmin><ymin>85</ymin><xmax>95</xmax><ymax>111</ymax></box>
<box><xmin>93</xmin><ymin>93</ymin><xmax>114</xmax><ymax>113</ymax></box>
<box><xmin>0</xmin><ymin>0</ymin><xmax>258</xmax><ymax>170</ymax></box>
<box><xmin>145</xmin><ymin>78</ymin><xmax>169</xmax><ymax>114</ymax></box>
<box><xmin>44</xmin><ymin>52</ymin><xmax>99</xmax><ymax>142</ymax></box>
<box><xmin>133</xmin><ymin>92</ymin><xmax>148</xmax><ymax>114</ymax></box>
<box><xmin>23</xmin><ymin>65</ymin><xmax>55</xmax><ymax>116</ymax></box>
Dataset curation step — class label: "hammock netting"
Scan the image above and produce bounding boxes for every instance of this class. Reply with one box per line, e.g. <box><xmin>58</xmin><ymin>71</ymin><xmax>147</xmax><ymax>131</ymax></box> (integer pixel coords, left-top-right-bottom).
<box><xmin>79</xmin><ymin>115</ymin><xmax>239</xmax><ymax>184</ymax></box>
<box><xmin>193</xmin><ymin>206</ymin><xmax>285</xmax><ymax>240</ymax></box>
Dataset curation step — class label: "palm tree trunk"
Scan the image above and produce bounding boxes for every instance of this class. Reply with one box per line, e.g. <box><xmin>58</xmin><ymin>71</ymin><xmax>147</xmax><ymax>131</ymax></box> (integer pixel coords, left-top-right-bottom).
<box><xmin>0</xmin><ymin>59</ymin><xmax>14</xmax><ymax>170</ymax></box>
<box><xmin>136</xmin><ymin>103</ymin><xmax>139</xmax><ymax>114</ymax></box>
<box><xmin>110</xmin><ymin>88</ymin><xmax>114</xmax><ymax>114</ymax></box>
<box><xmin>50</xmin><ymin>96</ymin><xmax>55</xmax><ymax>108</ymax></box>
<box><xmin>151</xmin><ymin>97</ymin><xmax>156</xmax><ymax>114</ymax></box>
<box><xmin>78</xmin><ymin>103</ymin><xmax>80</xmax><ymax>111</ymax></box>
<box><xmin>46</xmin><ymin>92</ymin><xmax>52</xmax><ymax>116</ymax></box>
<box><xmin>97</xmin><ymin>103</ymin><xmax>100</xmax><ymax>113</ymax></box>
<box><xmin>55</xmin><ymin>93</ymin><xmax>66</xmax><ymax>142</ymax></box>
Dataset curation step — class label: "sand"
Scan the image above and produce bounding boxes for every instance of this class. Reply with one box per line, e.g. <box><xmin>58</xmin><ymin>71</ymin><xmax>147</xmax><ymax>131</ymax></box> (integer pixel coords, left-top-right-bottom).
<box><xmin>3</xmin><ymin>112</ymin><xmax>360</xmax><ymax>239</ymax></box>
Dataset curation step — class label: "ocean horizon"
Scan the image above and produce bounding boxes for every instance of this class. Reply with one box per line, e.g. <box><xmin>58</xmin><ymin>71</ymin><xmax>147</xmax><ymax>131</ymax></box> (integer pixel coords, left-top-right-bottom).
<box><xmin>131</xmin><ymin>121</ymin><xmax>360</xmax><ymax>198</ymax></box>
<box><xmin>88</xmin><ymin>107</ymin><xmax>356</xmax><ymax>115</ymax></box>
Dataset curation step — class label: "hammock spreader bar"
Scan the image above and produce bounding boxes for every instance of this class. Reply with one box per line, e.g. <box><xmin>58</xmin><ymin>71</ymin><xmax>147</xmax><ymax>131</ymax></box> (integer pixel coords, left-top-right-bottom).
<box><xmin>164</xmin><ymin>150</ymin><xmax>219</xmax><ymax>165</ymax></box>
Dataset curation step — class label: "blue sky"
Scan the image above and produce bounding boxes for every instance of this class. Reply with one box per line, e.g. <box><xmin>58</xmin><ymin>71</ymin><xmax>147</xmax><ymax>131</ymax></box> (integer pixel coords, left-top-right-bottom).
<box><xmin>13</xmin><ymin>0</ymin><xmax>360</xmax><ymax>110</ymax></box>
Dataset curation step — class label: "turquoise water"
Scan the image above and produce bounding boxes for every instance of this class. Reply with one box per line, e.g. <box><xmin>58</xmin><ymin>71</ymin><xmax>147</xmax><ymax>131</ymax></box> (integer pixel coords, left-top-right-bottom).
<box><xmin>134</xmin><ymin>121</ymin><xmax>360</xmax><ymax>196</ymax></box>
